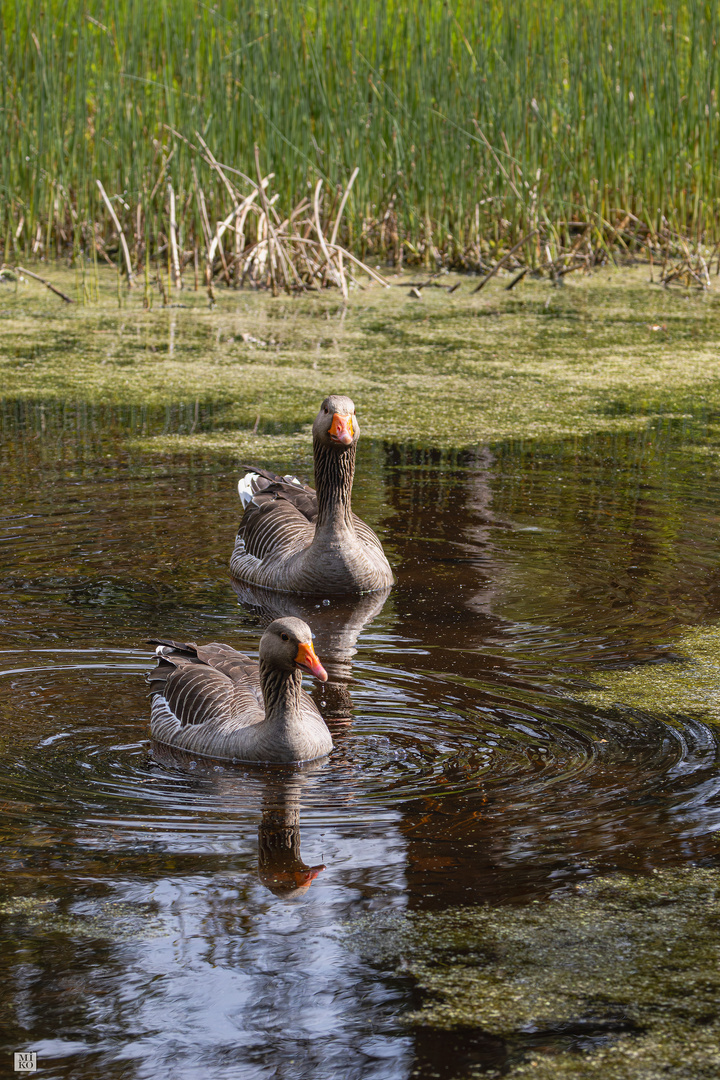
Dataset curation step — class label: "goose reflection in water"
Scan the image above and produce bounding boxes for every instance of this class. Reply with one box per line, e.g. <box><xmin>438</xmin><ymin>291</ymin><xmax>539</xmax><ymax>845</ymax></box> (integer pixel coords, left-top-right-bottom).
<box><xmin>257</xmin><ymin>773</ymin><xmax>326</xmax><ymax>898</ymax></box>
<box><xmin>149</xmin><ymin>744</ymin><xmax>326</xmax><ymax>898</ymax></box>
<box><xmin>231</xmin><ymin>580</ymin><xmax>391</xmax><ymax>721</ymax></box>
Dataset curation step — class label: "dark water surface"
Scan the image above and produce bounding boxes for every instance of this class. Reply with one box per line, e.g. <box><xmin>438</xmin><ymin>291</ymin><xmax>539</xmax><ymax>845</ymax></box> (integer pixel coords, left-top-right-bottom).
<box><xmin>2</xmin><ymin>401</ymin><xmax>720</xmax><ymax>1078</ymax></box>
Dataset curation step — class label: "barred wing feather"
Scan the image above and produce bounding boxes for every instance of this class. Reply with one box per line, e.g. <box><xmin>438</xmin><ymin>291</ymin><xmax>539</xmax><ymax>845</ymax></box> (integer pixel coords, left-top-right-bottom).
<box><xmin>239</xmin><ymin>498</ymin><xmax>315</xmax><ymax>564</ymax></box>
<box><xmin>240</xmin><ymin>468</ymin><xmax>318</xmax><ymax>522</ymax></box>
<box><xmin>148</xmin><ymin>640</ymin><xmax>263</xmax><ymax>728</ymax></box>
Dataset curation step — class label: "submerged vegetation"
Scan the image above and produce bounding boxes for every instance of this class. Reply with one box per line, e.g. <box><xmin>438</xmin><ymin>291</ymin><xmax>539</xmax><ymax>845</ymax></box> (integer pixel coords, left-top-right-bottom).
<box><xmin>347</xmin><ymin>868</ymin><xmax>720</xmax><ymax>1078</ymax></box>
<box><xmin>3</xmin><ymin>0</ymin><xmax>720</xmax><ymax>290</ymax></box>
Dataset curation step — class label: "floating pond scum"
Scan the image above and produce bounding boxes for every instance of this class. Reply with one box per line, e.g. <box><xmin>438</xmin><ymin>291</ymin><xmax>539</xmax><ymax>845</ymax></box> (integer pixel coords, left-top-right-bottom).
<box><xmin>4</xmin><ymin>267</ymin><xmax>720</xmax><ymax>449</ymax></box>
<box><xmin>577</xmin><ymin>624</ymin><xmax>720</xmax><ymax>725</ymax></box>
<box><xmin>345</xmin><ymin>869</ymin><xmax>720</xmax><ymax>1079</ymax></box>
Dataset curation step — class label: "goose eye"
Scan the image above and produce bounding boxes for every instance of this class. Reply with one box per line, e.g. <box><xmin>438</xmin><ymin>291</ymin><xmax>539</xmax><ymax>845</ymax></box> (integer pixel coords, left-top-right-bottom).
<box><xmin>324</xmin><ymin>408</ymin><xmax>329</xmax><ymax>414</ymax></box>
<box><xmin>281</xmin><ymin>632</ymin><xmax>289</xmax><ymax>641</ymax></box>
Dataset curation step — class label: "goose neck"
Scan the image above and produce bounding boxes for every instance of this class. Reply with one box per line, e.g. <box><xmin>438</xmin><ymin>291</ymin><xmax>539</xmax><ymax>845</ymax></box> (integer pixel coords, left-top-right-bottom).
<box><xmin>259</xmin><ymin>661</ymin><xmax>305</xmax><ymax>729</ymax></box>
<box><xmin>313</xmin><ymin>438</ymin><xmax>355</xmax><ymax>534</ymax></box>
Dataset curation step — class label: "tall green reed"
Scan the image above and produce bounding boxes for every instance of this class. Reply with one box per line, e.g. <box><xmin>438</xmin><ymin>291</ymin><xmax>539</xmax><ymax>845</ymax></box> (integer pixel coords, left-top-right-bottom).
<box><xmin>1</xmin><ymin>0</ymin><xmax>719</xmax><ymax>266</ymax></box>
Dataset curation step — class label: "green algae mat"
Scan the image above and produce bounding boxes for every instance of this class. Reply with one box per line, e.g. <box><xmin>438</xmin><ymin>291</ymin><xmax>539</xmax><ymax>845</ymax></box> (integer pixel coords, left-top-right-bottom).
<box><xmin>577</xmin><ymin>624</ymin><xmax>720</xmax><ymax>725</ymax></box>
<box><xmin>3</xmin><ymin>266</ymin><xmax>720</xmax><ymax>457</ymax></box>
<box><xmin>346</xmin><ymin>868</ymin><xmax>720</xmax><ymax>1079</ymax></box>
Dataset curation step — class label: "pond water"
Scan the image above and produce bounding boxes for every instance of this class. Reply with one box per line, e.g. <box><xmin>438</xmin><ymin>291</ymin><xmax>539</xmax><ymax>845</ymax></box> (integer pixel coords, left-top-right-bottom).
<box><xmin>1</xmin><ymin>398</ymin><xmax>720</xmax><ymax>1078</ymax></box>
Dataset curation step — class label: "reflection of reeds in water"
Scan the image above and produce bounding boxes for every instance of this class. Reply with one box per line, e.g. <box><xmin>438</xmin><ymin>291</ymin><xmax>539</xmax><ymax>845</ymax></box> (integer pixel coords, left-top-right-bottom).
<box><xmin>4</xmin><ymin>0</ymin><xmax>720</xmax><ymax>289</ymax></box>
<box><xmin>0</xmin><ymin>397</ymin><xmax>233</xmax><ymax>462</ymax></box>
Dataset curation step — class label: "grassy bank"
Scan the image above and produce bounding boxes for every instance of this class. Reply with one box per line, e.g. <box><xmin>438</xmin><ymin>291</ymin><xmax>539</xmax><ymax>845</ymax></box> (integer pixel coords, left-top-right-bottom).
<box><xmin>3</xmin><ymin>266</ymin><xmax>720</xmax><ymax>458</ymax></box>
<box><xmin>2</xmin><ymin>0</ymin><xmax>720</xmax><ymax>282</ymax></box>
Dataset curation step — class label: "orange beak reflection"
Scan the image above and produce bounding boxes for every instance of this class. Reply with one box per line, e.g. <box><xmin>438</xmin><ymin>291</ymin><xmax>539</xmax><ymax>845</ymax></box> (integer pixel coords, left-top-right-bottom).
<box><xmin>328</xmin><ymin>412</ymin><xmax>354</xmax><ymax>445</ymax></box>
<box><xmin>294</xmin><ymin>640</ymin><xmax>328</xmax><ymax>682</ymax></box>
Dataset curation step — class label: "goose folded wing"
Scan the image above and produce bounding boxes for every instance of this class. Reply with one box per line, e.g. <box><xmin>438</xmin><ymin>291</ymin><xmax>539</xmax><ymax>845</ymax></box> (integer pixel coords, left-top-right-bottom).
<box><xmin>161</xmin><ymin>664</ymin><xmax>262</xmax><ymax>729</ymax></box>
<box><xmin>239</xmin><ymin>496</ymin><xmax>315</xmax><ymax>563</ymax></box>
<box><xmin>194</xmin><ymin>643</ymin><xmax>262</xmax><ymax>702</ymax></box>
<box><xmin>149</xmin><ymin>641</ymin><xmax>264</xmax><ymax>721</ymax></box>
<box><xmin>244</xmin><ymin>468</ymin><xmax>318</xmax><ymax>523</ymax></box>
<box><xmin>147</xmin><ymin>638</ymin><xmax>203</xmax><ymax>696</ymax></box>
<box><xmin>162</xmin><ymin>665</ymin><xmax>236</xmax><ymax>727</ymax></box>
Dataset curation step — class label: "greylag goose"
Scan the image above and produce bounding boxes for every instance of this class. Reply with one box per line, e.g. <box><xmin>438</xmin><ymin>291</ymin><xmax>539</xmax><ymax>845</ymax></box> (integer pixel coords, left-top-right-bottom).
<box><xmin>230</xmin><ymin>395</ymin><xmax>393</xmax><ymax>594</ymax></box>
<box><xmin>147</xmin><ymin>617</ymin><xmax>333</xmax><ymax>764</ymax></box>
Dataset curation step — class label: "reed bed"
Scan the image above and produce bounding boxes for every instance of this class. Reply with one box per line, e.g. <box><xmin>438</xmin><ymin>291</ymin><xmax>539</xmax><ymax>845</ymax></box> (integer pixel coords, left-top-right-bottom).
<box><xmin>2</xmin><ymin>0</ymin><xmax>720</xmax><ymax>294</ymax></box>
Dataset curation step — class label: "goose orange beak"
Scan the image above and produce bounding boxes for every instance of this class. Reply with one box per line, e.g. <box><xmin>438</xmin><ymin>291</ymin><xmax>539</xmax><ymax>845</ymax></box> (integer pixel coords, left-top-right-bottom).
<box><xmin>294</xmin><ymin>640</ymin><xmax>328</xmax><ymax>682</ymax></box>
<box><xmin>328</xmin><ymin>412</ymin><xmax>354</xmax><ymax>445</ymax></box>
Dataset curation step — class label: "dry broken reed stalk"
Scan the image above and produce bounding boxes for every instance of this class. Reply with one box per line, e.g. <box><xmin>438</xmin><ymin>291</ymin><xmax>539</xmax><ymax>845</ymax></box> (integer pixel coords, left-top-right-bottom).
<box><xmin>163</xmin><ymin>142</ymin><xmax>392</xmax><ymax>298</ymax></box>
<box><xmin>77</xmin><ymin>136</ymin><xmax>720</xmax><ymax>303</ymax></box>
<box><xmin>95</xmin><ymin>180</ymin><xmax>134</xmax><ymax>288</ymax></box>
<box><xmin>167</xmin><ymin>182</ymin><xmax>182</xmax><ymax>291</ymax></box>
<box><xmin>11</xmin><ymin>168</ymin><xmax>720</xmax><ymax>305</ymax></box>
<box><xmin>6</xmin><ymin>147</ymin><xmax>720</xmax><ymax>303</ymax></box>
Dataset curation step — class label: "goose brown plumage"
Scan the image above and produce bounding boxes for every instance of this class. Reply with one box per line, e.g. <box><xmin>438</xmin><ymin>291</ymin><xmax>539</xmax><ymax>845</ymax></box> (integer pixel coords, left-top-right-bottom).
<box><xmin>147</xmin><ymin>617</ymin><xmax>333</xmax><ymax>763</ymax></box>
<box><xmin>230</xmin><ymin>395</ymin><xmax>393</xmax><ymax>594</ymax></box>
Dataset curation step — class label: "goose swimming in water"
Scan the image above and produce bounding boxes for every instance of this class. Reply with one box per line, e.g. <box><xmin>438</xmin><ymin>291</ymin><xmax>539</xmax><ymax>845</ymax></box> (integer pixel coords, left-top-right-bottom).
<box><xmin>148</xmin><ymin>617</ymin><xmax>333</xmax><ymax>764</ymax></box>
<box><xmin>230</xmin><ymin>395</ymin><xmax>393</xmax><ymax>594</ymax></box>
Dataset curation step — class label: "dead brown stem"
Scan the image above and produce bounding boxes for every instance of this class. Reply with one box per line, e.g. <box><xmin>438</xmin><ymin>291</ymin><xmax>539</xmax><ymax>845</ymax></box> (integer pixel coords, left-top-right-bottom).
<box><xmin>472</xmin><ymin>230</ymin><xmax>538</xmax><ymax>293</ymax></box>
<box><xmin>14</xmin><ymin>265</ymin><xmax>74</xmax><ymax>303</ymax></box>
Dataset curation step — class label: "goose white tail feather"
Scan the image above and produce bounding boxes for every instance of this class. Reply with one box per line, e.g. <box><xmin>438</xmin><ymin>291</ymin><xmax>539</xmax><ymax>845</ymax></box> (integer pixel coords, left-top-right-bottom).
<box><xmin>238</xmin><ymin>472</ymin><xmax>259</xmax><ymax>508</ymax></box>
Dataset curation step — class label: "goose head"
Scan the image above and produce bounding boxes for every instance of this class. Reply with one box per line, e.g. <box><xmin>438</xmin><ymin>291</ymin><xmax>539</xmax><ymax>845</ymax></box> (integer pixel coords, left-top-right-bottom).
<box><xmin>313</xmin><ymin>395</ymin><xmax>358</xmax><ymax>450</ymax></box>
<box><xmin>259</xmin><ymin>617</ymin><xmax>328</xmax><ymax>682</ymax></box>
